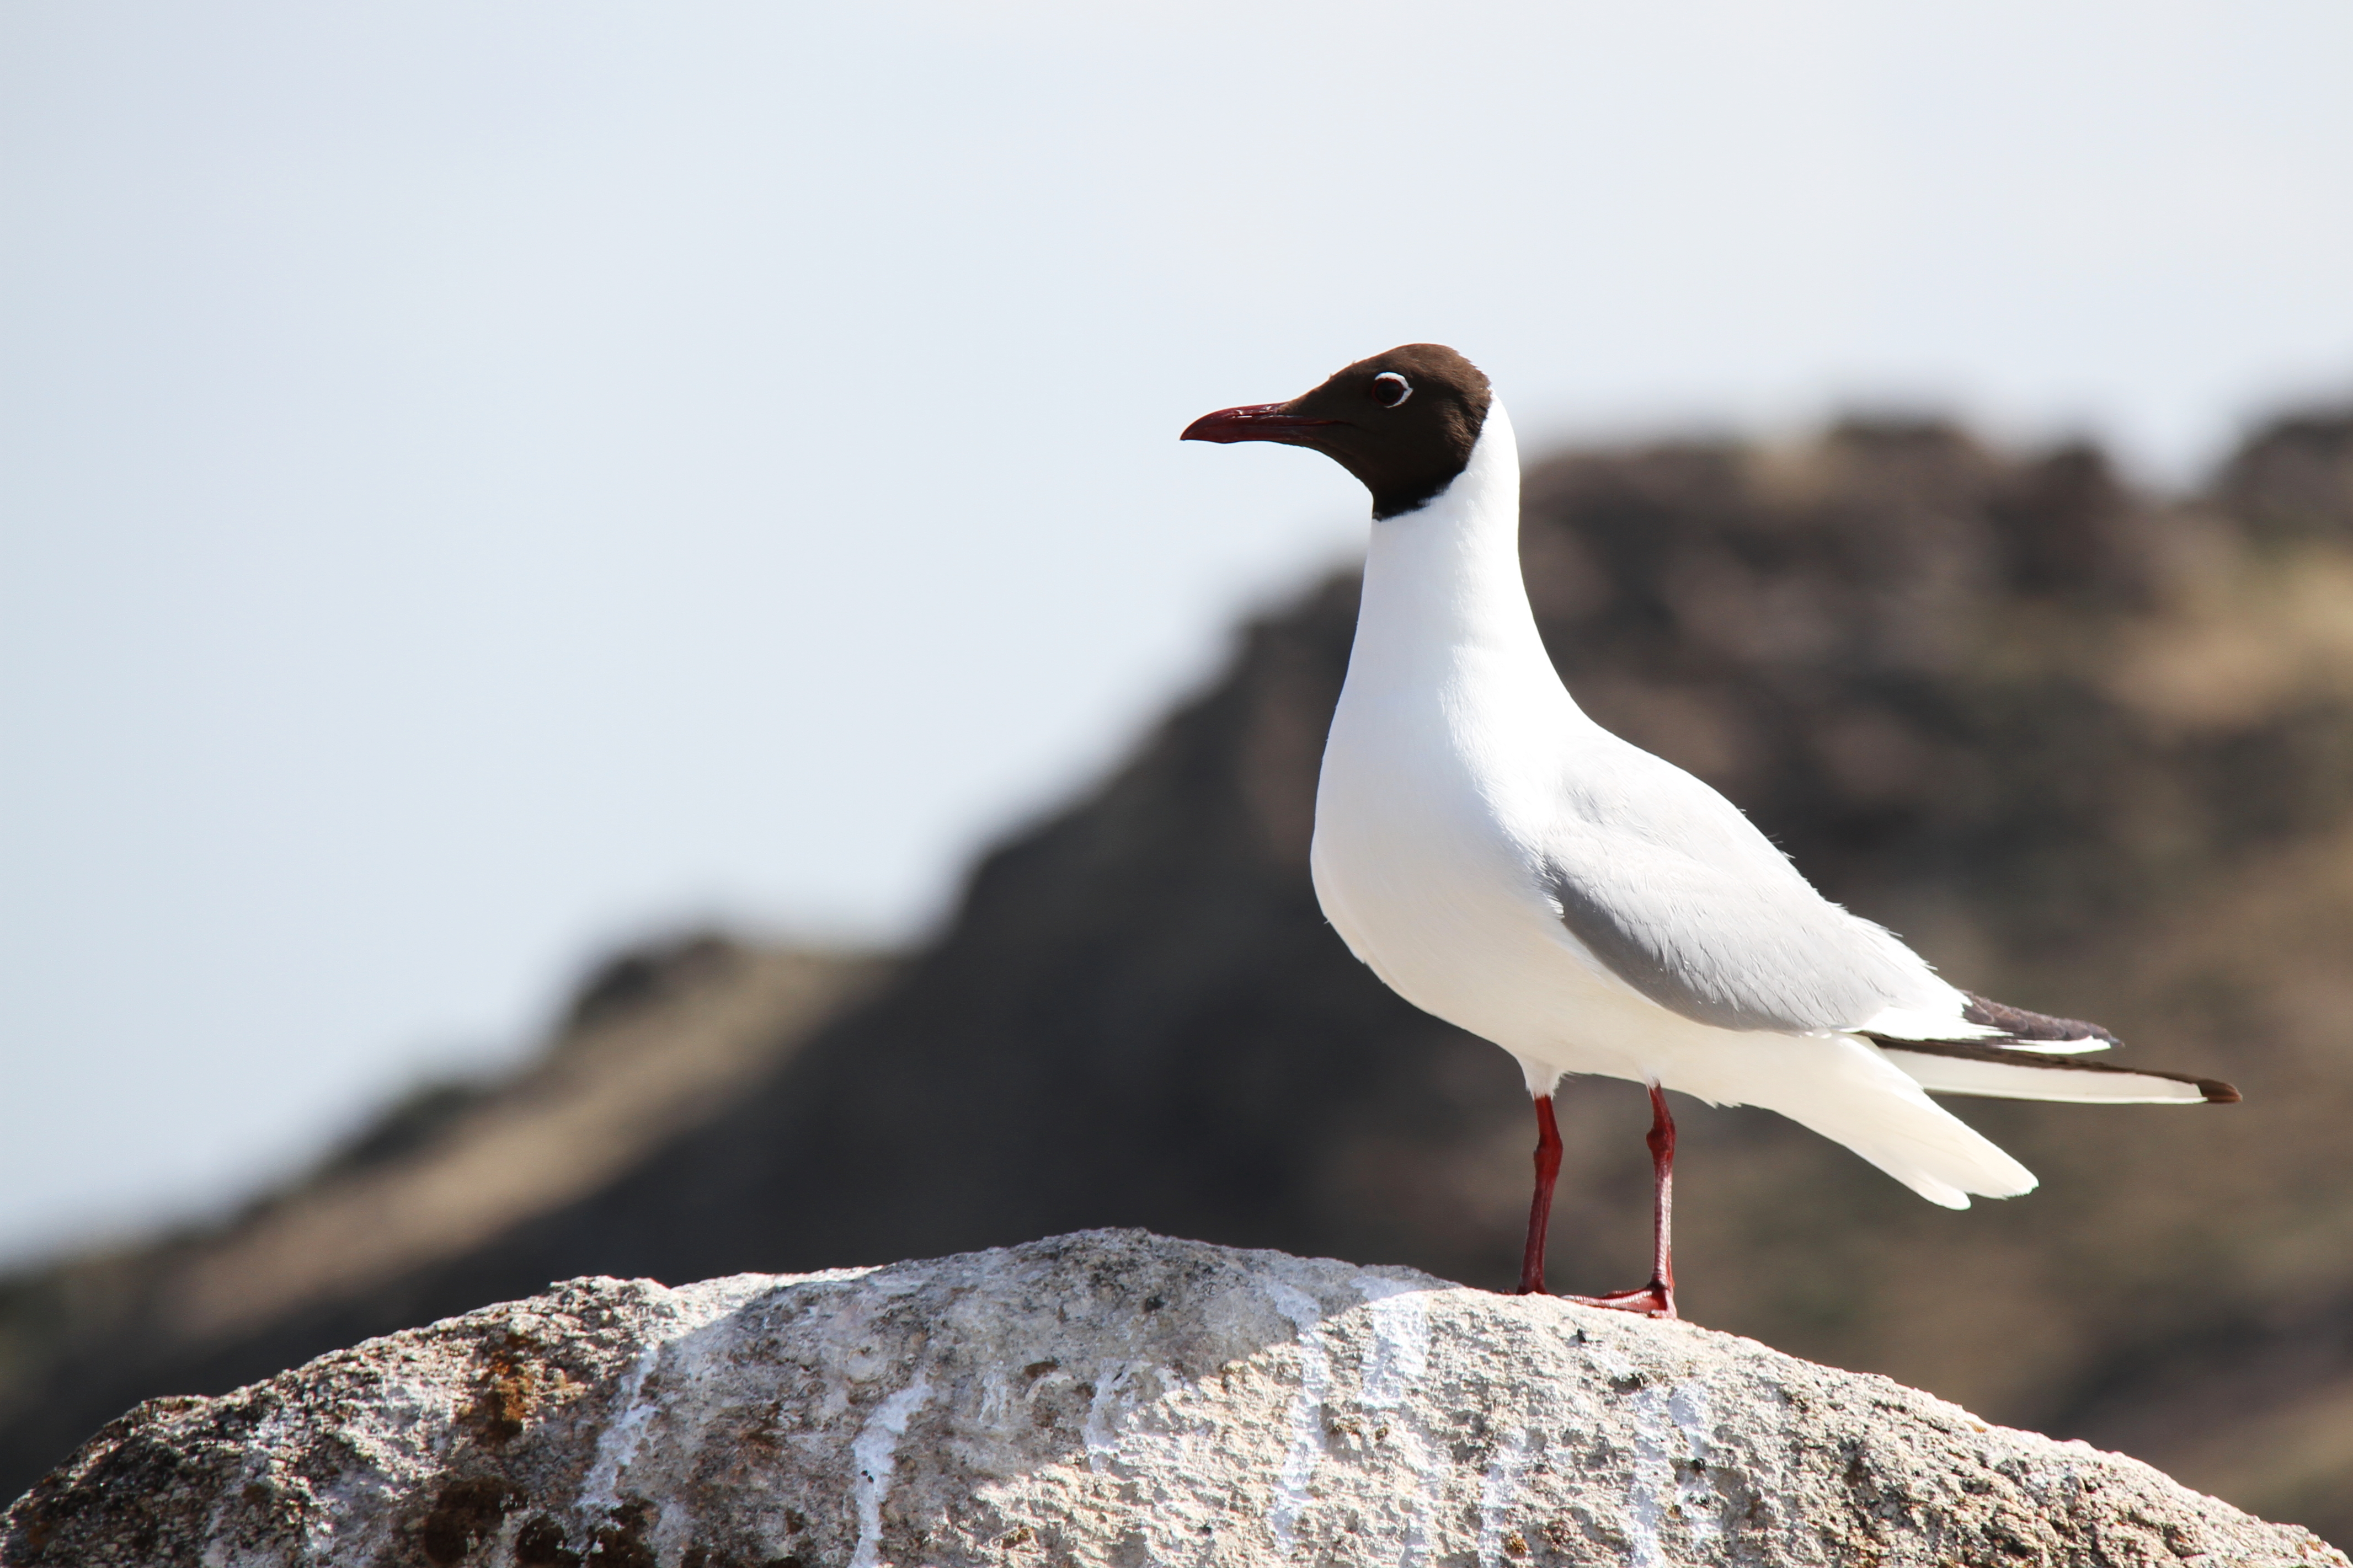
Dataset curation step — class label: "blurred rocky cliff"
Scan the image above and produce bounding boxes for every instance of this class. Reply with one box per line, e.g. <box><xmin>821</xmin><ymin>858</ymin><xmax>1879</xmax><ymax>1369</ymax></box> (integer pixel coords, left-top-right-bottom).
<box><xmin>7</xmin><ymin>408</ymin><xmax>2353</xmax><ymax>1541</ymax></box>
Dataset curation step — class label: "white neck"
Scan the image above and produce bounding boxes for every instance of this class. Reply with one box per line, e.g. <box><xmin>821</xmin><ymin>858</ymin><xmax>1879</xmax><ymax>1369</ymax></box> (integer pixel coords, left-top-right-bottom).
<box><xmin>1348</xmin><ymin>401</ymin><xmax>1562</xmax><ymax>684</ymax></box>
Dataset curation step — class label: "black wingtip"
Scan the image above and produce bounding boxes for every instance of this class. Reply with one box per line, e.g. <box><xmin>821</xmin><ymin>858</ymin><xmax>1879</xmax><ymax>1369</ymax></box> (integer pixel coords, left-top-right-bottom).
<box><xmin>1960</xmin><ymin>991</ymin><xmax>2123</xmax><ymax>1047</ymax></box>
<box><xmin>2198</xmin><ymin>1079</ymin><xmax>2242</xmax><ymax>1104</ymax></box>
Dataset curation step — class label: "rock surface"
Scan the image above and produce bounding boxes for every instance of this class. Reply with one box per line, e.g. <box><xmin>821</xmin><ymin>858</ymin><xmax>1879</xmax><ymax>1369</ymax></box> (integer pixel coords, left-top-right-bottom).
<box><xmin>5</xmin><ymin>1233</ymin><xmax>2340</xmax><ymax>1567</ymax></box>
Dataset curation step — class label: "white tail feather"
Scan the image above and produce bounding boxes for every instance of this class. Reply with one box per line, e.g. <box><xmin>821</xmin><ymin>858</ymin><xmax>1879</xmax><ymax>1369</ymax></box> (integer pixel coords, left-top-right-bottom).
<box><xmin>1669</xmin><ymin>1032</ymin><xmax>2038</xmax><ymax>1208</ymax></box>
<box><xmin>1772</xmin><ymin>1086</ymin><xmax>2039</xmax><ymax>1210</ymax></box>
<box><xmin>1882</xmin><ymin>1047</ymin><xmax>2212</xmax><ymax>1105</ymax></box>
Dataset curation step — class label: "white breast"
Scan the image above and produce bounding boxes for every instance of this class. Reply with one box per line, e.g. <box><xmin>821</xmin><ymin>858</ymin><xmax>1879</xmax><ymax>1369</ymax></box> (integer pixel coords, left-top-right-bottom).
<box><xmin>1311</xmin><ymin>666</ymin><xmax>1609</xmax><ymax>1043</ymax></box>
<box><xmin>1308</xmin><ymin>405</ymin><xmax>1669</xmax><ymax>1075</ymax></box>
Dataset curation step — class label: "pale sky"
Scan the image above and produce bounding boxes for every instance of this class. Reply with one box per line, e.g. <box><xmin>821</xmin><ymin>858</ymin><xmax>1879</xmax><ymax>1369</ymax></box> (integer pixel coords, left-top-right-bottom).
<box><xmin>4</xmin><ymin>0</ymin><xmax>2350</xmax><ymax>1263</ymax></box>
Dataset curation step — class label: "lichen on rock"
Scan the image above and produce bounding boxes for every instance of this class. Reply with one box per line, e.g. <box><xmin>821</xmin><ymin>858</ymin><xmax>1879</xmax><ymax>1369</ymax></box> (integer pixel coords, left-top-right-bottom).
<box><xmin>4</xmin><ymin>1230</ymin><xmax>2339</xmax><ymax>1566</ymax></box>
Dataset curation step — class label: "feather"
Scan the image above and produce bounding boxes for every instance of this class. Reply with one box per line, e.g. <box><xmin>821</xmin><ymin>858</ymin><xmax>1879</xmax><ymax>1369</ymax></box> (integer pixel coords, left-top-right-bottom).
<box><xmin>1870</xmin><ymin>1037</ymin><xmax>2240</xmax><ymax>1105</ymax></box>
<box><xmin>1678</xmin><ymin>1031</ymin><xmax>2039</xmax><ymax>1208</ymax></box>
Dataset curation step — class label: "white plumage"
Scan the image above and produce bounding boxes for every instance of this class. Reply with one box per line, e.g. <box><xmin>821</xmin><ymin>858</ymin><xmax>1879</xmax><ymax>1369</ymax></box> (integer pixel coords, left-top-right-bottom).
<box><xmin>1310</xmin><ymin>401</ymin><xmax>2195</xmax><ymax>1211</ymax></box>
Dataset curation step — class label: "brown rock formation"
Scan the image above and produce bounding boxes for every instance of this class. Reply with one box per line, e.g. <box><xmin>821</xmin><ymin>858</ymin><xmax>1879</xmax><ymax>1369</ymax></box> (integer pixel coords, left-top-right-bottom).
<box><xmin>8</xmin><ymin>410</ymin><xmax>2353</xmax><ymax>1543</ymax></box>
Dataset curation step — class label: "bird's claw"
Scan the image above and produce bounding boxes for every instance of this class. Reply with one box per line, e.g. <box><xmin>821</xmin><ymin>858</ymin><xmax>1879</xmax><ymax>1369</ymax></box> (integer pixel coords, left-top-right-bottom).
<box><xmin>1559</xmin><ymin>1282</ymin><xmax>1676</xmax><ymax>1320</ymax></box>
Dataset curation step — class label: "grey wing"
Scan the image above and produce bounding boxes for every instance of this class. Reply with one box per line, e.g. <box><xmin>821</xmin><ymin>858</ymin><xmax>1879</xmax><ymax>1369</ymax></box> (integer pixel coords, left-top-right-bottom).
<box><xmin>1539</xmin><ymin>751</ymin><xmax>1942</xmax><ymax>1034</ymax></box>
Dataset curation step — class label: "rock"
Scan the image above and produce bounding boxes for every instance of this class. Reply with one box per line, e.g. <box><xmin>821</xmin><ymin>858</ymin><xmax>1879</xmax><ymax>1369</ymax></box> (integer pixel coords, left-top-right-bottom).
<box><xmin>4</xmin><ymin>1232</ymin><xmax>2339</xmax><ymax>1567</ymax></box>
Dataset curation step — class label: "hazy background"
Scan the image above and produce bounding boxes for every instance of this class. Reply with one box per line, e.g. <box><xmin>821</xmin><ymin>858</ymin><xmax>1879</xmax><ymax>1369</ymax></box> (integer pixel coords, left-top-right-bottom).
<box><xmin>4</xmin><ymin>0</ymin><xmax>2351</xmax><ymax>1265</ymax></box>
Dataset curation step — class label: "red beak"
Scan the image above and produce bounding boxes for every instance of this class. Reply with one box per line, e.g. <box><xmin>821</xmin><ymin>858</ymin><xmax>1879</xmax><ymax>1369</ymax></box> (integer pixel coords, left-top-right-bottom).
<box><xmin>1180</xmin><ymin>403</ymin><xmax>1340</xmax><ymax>443</ymax></box>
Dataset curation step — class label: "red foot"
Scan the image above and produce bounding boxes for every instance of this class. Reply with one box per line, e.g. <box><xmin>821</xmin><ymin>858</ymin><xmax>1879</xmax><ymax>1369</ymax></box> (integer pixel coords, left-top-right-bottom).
<box><xmin>1561</xmin><ymin>1281</ymin><xmax>1677</xmax><ymax>1320</ymax></box>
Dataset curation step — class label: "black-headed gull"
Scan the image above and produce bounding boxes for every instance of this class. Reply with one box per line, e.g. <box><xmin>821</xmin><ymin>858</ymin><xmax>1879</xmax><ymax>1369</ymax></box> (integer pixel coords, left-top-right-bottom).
<box><xmin>1184</xmin><ymin>344</ymin><xmax>2237</xmax><ymax>1318</ymax></box>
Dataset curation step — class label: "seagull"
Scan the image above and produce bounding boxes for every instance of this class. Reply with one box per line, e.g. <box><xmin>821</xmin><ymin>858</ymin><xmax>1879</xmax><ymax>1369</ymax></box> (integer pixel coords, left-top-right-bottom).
<box><xmin>1183</xmin><ymin>344</ymin><xmax>2239</xmax><ymax>1318</ymax></box>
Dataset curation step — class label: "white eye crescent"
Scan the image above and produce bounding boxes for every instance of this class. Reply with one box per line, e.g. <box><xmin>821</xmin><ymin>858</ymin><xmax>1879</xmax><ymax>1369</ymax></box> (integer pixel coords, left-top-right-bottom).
<box><xmin>1370</xmin><ymin>372</ymin><xmax>1413</xmax><ymax>408</ymax></box>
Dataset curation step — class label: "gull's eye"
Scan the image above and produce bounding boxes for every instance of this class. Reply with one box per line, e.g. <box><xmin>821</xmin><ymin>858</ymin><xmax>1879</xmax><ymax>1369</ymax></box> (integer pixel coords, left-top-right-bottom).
<box><xmin>1370</xmin><ymin>371</ymin><xmax>1413</xmax><ymax>409</ymax></box>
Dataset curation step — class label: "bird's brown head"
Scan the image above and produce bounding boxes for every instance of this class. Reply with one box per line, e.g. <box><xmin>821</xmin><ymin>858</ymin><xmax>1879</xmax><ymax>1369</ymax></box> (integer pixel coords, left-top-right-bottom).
<box><xmin>1182</xmin><ymin>344</ymin><xmax>1493</xmax><ymax>520</ymax></box>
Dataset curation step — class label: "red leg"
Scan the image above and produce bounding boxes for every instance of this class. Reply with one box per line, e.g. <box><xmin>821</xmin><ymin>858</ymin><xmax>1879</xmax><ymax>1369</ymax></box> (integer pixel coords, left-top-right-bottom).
<box><xmin>1517</xmin><ymin>1094</ymin><xmax>1564</xmax><ymax>1294</ymax></box>
<box><xmin>1561</xmin><ymin>1082</ymin><xmax>1678</xmax><ymax>1319</ymax></box>
<box><xmin>1647</xmin><ymin>1081</ymin><xmax>1677</xmax><ymax>1305</ymax></box>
